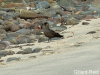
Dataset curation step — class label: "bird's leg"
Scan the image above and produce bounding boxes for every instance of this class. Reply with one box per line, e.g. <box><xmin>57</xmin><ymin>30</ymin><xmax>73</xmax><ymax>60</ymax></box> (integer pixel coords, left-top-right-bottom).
<box><xmin>48</xmin><ymin>38</ymin><xmax>50</xmax><ymax>42</ymax></box>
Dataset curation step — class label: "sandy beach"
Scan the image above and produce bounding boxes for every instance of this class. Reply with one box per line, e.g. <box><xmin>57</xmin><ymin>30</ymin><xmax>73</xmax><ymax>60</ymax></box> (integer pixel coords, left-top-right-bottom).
<box><xmin>0</xmin><ymin>18</ymin><xmax>100</xmax><ymax>75</ymax></box>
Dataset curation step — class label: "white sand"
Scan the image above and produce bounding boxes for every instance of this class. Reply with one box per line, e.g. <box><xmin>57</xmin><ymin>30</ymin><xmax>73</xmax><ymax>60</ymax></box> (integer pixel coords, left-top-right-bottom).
<box><xmin>0</xmin><ymin>18</ymin><xmax>100</xmax><ymax>75</ymax></box>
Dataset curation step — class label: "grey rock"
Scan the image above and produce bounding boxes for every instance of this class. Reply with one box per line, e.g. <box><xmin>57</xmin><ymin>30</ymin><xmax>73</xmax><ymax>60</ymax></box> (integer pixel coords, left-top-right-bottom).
<box><xmin>23</xmin><ymin>48</ymin><xmax>32</xmax><ymax>54</ymax></box>
<box><xmin>32</xmin><ymin>46</ymin><xmax>42</xmax><ymax>53</ymax></box>
<box><xmin>38</xmin><ymin>35</ymin><xmax>47</xmax><ymax>42</ymax></box>
<box><xmin>16</xmin><ymin>29</ymin><xmax>32</xmax><ymax>35</ymax></box>
<box><xmin>16</xmin><ymin>36</ymin><xmax>31</xmax><ymax>44</ymax></box>
<box><xmin>36</xmin><ymin>1</ymin><xmax>50</xmax><ymax>9</ymax></box>
<box><xmin>6</xmin><ymin>50</ymin><xmax>15</xmax><ymax>55</ymax></box>
<box><xmin>0</xmin><ymin>19</ymin><xmax>4</xmax><ymax>24</ymax></box>
<box><xmin>6</xmin><ymin>57</ymin><xmax>21</xmax><ymax>62</ymax></box>
<box><xmin>4</xmin><ymin>36</ymin><xmax>17</xmax><ymax>44</ymax></box>
<box><xmin>16</xmin><ymin>51</ymin><xmax>24</xmax><ymax>54</ymax></box>
<box><xmin>0</xmin><ymin>50</ymin><xmax>8</xmax><ymax>56</ymax></box>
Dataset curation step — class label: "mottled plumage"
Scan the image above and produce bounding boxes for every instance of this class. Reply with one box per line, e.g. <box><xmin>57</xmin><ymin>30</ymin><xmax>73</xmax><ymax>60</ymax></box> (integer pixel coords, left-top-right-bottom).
<box><xmin>42</xmin><ymin>22</ymin><xmax>63</xmax><ymax>42</ymax></box>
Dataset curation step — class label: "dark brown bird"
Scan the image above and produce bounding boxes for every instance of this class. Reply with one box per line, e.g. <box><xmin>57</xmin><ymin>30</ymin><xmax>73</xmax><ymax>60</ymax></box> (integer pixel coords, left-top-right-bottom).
<box><xmin>42</xmin><ymin>22</ymin><xmax>63</xmax><ymax>42</ymax></box>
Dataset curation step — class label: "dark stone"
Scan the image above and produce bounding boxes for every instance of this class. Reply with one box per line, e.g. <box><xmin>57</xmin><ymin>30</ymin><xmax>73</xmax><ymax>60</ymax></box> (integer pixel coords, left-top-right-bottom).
<box><xmin>87</xmin><ymin>31</ymin><xmax>96</xmax><ymax>34</ymax></box>
<box><xmin>82</xmin><ymin>22</ymin><xmax>89</xmax><ymax>25</ymax></box>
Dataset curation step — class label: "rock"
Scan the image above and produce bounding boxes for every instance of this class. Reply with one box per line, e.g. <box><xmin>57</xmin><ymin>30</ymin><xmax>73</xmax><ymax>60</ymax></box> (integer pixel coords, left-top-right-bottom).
<box><xmin>12</xmin><ymin>20</ymin><xmax>20</xmax><ymax>25</ymax></box>
<box><xmin>0</xmin><ymin>11</ymin><xmax>6</xmax><ymax>16</ymax></box>
<box><xmin>0</xmin><ymin>50</ymin><xmax>8</xmax><ymax>57</ymax></box>
<box><xmin>6</xmin><ymin>57</ymin><xmax>21</xmax><ymax>62</ymax></box>
<box><xmin>82</xmin><ymin>22</ymin><xmax>89</xmax><ymax>25</ymax></box>
<box><xmin>4</xmin><ymin>36</ymin><xmax>17</xmax><ymax>44</ymax></box>
<box><xmin>17</xmin><ymin>48</ymin><xmax>33</xmax><ymax>54</ymax></box>
<box><xmin>0</xmin><ymin>19</ymin><xmax>4</xmax><ymax>24</ymax></box>
<box><xmin>16</xmin><ymin>35</ymin><xmax>31</xmax><ymax>44</ymax></box>
<box><xmin>36</xmin><ymin>1</ymin><xmax>50</xmax><ymax>9</ymax></box>
<box><xmin>16</xmin><ymin>29</ymin><xmax>31</xmax><ymax>35</ymax></box>
<box><xmin>0</xmin><ymin>34</ymin><xmax>7</xmax><ymax>40</ymax></box>
<box><xmin>10</xmin><ymin>25</ymin><xmax>20</xmax><ymax>32</ymax></box>
<box><xmin>0</xmin><ymin>42</ymin><xmax>7</xmax><ymax>50</ymax></box>
<box><xmin>4</xmin><ymin>2</ymin><xmax>22</xmax><ymax>8</ymax></box>
<box><xmin>51</xmin><ymin>26</ymin><xmax>67</xmax><ymax>31</ymax></box>
<box><xmin>0</xmin><ymin>29</ymin><xmax>6</xmax><ymax>34</ymax></box>
<box><xmin>66</xmin><ymin>17</ymin><xmax>79</xmax><ymax>25</ymax></box>
<box><xmin>58</xmin><ymin>0</ymin><xmax>74</xmax><ymax>8</ymax></box>
<box><xmin>47</xmin><ymin>21</ymin><xmax>56</xmax><ymax>27</ymax></box>
<box><xmin>32</xmin><ymin>46</ymin><xmax>42</xmax><ymax>53</ymax></box>
<box><xmin>6</xmin><ymin>50</ymin><xmax>15</xmax><ymax>55</ymax></box>
<box><xmin>2</xmin><ymin>25</ymin><xmax>11</xmax><ymax>31</ymax></box>
<box><xmin>87</xmin><ymin>31</ymin><xmax>96</xmax><ymax>34</ymax></box>
<box><xmin>51</xmin><ymin>4</ymin><xmax>61</xmax><ymax>9</ymax></box>
<box><xmin>38</xmin><ymin>35</ymin><xmax>47</xmax><ymax>42</ymax></box>
<box><xmin>23</xmin><ymin>48</ymin><xmax>32</xmax><ymax>54</ymax></box>
<box><xmin>20</xmin><ymin>11</ymin><xmax>49</xmax><ymax>19</ymax></box>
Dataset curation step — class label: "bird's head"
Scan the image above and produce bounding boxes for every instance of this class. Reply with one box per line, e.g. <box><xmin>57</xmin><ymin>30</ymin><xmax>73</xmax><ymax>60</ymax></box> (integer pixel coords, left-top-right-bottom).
<box><xmin>43</xmin><ymin>22</ymin><xmax>49</xmax><ymax>27</ymax></box>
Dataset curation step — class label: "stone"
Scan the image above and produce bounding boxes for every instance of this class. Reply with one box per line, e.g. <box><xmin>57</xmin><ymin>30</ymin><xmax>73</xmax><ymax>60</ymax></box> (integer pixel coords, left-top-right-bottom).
<box><xmin>23</xmin><ymin>48</ymin><xmax>32</xmax><ymax>54</ymax></box>
<box><xmin>36</xmin><ymin>1</ymin><xmax>50</xmax><ymax>9</ymax></box>
<box><xmin>38</xmin><ymin>35</ymin><xmax>47</xmax><ymax>42</ymax></box>
<box><xmin>16</xmin><ymin>29</ymin><xmax>31</xmax><ymax>35</ymax></box>
<box><xmin>0</xmin><ymin>42</ymin><xmax>7</xmax><ymax>50</ymax></box>
<box><xmin>16</xmin><ymin>35</ymin><xmax>31</xmax><ymax>44</ymax></box>
<box><xmin>4</xmin><ymin>36</ymin><xmax>17</xmax><ymax>44</ymax></box>
<box><xmin>10</xmin><ymin>25</ymin><xmax>20</xmax><ymax>32</ymax></box>
<box><xmin>87</xmin><ymin>31</ymin><xmax>96</xmax><ymax>34</ymax></box>
<box><xmin>0</xmin><ymin>19</ymin><xmax>4</xmax><ymax>24</ymax></box>
<box><xmin>6</xmin><ymin>50</ymin><xmax>15</xmax><ymax>55</ymax></box>
<box><xmin>2</xmin><ymin>25</ymin><xmax>11</xmax><ymax>31</ymax></box>
<box><xmin>82</xmin><ymin>22</ymin><xmax>89</xmax><ymax>25</ymax></box>
<box><xmin>66</xmin><ymin>17</ymin><xmax>79</xmax><ymax>25</ymax></box>
<box><xmin>51</xmin><ymin>4</ymin><xmax>61</xmax><ymax>9</ymax></box>
<box><xmin>32</xmin><ymin>46</ymin><xmax>42</xmax><ymax>53</ymax></box>
<box><xmin>0</xmin><ymin>29</ymin><xmax>6</xmax><ymax>34</ymax></box>
<box><xmin>20</xmin><ymin>10</ymin><xmax>49</xmax><ymax>19</ymax></box>
<box><xmin>0</xmin><ymin>50</ymin><xmax>8</xmax><ymax>57</ymax></box>
<box><xmin>6</xmin><ymin>57</ymin><xmax>21</xmax><ymax>62</ymax></box>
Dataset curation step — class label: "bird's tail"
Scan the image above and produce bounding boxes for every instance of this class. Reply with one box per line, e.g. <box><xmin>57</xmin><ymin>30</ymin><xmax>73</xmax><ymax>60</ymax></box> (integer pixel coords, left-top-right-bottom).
<box><xmin>55</xmin><ymin>33</ymin><xmax>63</xmax><ymax>38</ymax></box>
